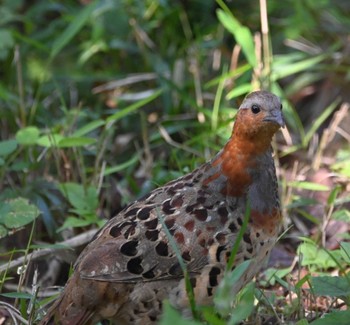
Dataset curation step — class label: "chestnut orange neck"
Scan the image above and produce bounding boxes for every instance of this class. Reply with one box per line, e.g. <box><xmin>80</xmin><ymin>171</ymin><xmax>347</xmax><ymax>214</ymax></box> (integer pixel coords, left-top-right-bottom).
<box><xmin>210</xmin><ymin>119</ymin><xmax>276</xmax><ymax>197</ymax></box>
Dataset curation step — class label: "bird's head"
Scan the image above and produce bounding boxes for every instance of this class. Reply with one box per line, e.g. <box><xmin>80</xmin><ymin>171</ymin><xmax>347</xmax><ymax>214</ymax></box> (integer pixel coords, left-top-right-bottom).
<box><xmin>233</xmin><ymin>90</ymin><xmax>285</xmax><ymax>142</ymax></box>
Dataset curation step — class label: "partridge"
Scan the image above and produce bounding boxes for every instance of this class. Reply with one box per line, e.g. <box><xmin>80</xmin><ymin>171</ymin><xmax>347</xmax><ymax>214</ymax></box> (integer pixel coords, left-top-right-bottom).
<box><xmin>39</xmin><ymin>90</ymin><xmax>285</xmax><ymax>325</ymax></box>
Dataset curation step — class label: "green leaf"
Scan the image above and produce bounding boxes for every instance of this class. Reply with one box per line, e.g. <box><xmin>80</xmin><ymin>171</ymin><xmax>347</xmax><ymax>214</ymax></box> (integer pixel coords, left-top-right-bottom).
<box><xmin>272</xmin><ymin>55</ymin><xmax>325</xmax><ymax>81</ymax></box>
<box><xmin>36</xmin><ymin>134</ymin><xmax>64</xmax><ymax>147</ymax></box>
<box><xmin>72</xmin><ymin>119</ymin><xmax>105</xmax><ymax>137</ymax></box>
<box><xmin>331</xmin><ymin>209</ymin><xmax>350</xmax><ymax>222</ymax></box>
<box><xmin>15</xmin><ymin>126</ymin><xmax>40</xmax><ymax>145</ymax></box>
<box><xmin>311</xmin><ymin>276</ymin><xmax>350</xmax><ymax>298</ymax></box>
<box><xmin>310</xmin><ymin>310</ymin><xmax>350</xmax><ymax>325</ymax></box>
<box><xmin>159</xmin><ymin>302</ymin><xmax>202</xmax><ymax>325</ymax></box>
<box><xmin>226</xmin><ymin>84</ymin><xmax>252</xmax><ymax>100</ymax></box>
<box><xmin>58</xmin><ymin>136</ymin><xmax>96</xmax><ymax>148</ymax></box>
<box><xmin>50</xmin><ymin>1</ymin><xmax>97</xmax><ymax>59</ymax></box>
<box><xmin>0</xmin><ymin>198</ymin><xmax>40</xmax><ymax>238</ymax></box>
<box><xmin>297</xmin><ymin>242</ymin><xmax>338</xmax><ymax>269</ymax></box>
<box><xmin>216</xmin><ymin>9</ymin><xmax>256</xmax><ymax>67</ymax></box>
<box><xmin>288</xmin><ymin>181</ymin><xmax>329</xmax><ymax>191</ymax></box>
<box><xmin>327</xmin><ymin>186</ymin><xmax>341</xmax><ymax>205</ymax></box>
<box><xmin>303</xmin><ymin>99</ymin><xmax>340</xmax><ymax>146</ymax></box>
<box><xmin>57</xmin><ymin>216</ymin><xmax>94</xmax><ymax>232</ymax></box>
<box><xmin>340</xmin><ymin>242</ymin><xmax>350</xmax><ymax>264</ymax></box>
<box><xmin>263</xmin><ymin>266</ymin><xmax>293</xmax><ymax>286</ymax></box>
<box><xmin>0</xmin><ymin>224</ymin><xmax>7</xmax><ymax>238</ymax></box>
<box><xmin>228</xmin><ymin>282</ymin><xmax>255</xmax><ymax>325</ymax></box>
<box><xmin>104</xmin><ymin>154</ymin><xmax>139</xmax><ymax>176</ymax></box>
<box><xmin>0</xmin><ymin>139</ymin><xmax>17</xmax><ymax>156</ymax></box>
<box><xmin>1</xmin><ymin>292</ymin><xmax>32</xmax><ymax>299</ymax></box>
<box><xmin>296</xmin><ymin>320</ymin><xmax>310</xmax><ymax>325</ymax></box>
<box><xmin>107</xmin><ymin>89</ymin><xmax>162</xmax><ymax>123</ymax></box>
<box><xmin>59</xmin><ymin>182</ymin><xmax>98</xmax><ymax>214</ymax></box>
<box><xmin>214</xmin><ymin>260</ymin><xmax>251</xmax><ymax>315</ymax></box>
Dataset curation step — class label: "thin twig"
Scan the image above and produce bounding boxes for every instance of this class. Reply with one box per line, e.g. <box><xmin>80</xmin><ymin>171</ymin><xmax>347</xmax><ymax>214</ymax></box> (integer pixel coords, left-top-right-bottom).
<box><xmin>0</xmin><ymin>229</ymin><xmax>96</xmax><ymax>273</ymax></box>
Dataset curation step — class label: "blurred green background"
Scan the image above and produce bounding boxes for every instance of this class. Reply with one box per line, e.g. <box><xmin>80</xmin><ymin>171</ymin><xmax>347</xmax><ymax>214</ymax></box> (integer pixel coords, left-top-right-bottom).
<box><xmin>0</xmin><ymin>0</ymin><xmax>349</xmax><ymax>324</ymax></box>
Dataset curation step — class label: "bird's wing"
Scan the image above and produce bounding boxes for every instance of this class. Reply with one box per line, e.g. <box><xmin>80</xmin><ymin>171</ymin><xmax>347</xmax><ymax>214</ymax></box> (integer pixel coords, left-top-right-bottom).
<box><xmin>77</xmin><ymin>166</ymin><xmax>223</xmax><ymax>283</ymax></box>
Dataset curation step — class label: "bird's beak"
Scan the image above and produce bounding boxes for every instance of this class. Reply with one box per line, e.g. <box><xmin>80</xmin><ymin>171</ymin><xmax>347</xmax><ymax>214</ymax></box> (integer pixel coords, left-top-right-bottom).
<box><xmin>263</xmin><ymin>109</ymin><xmax>285</xmax><ymax>128</ymax></box>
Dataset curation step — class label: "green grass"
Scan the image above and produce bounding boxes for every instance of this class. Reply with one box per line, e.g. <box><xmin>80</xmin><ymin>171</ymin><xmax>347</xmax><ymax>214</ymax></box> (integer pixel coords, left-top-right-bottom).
<box><xmin>0</xmin><ymin>0</ymin><xmax>349</xmax><ymax>324</ymax></box>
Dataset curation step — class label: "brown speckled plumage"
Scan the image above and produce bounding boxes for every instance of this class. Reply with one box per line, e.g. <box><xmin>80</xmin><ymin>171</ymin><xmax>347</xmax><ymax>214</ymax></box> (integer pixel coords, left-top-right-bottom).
<box><xmin>39</xmin><ymin>90</ymin><xmax>285</xmax><ymax>325</ymax></box>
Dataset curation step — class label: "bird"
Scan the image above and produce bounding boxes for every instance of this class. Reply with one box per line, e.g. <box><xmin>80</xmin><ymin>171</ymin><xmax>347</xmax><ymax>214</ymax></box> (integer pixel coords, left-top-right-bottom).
<box><xmin>39</xmin><ymin>90</ymin><xmax>285</xmax><ymax>325</ymax></box>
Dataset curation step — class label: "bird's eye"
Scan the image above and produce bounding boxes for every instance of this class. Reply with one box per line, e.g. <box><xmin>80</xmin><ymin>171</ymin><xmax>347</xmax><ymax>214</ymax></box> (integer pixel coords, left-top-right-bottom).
<box><xmin>280</xmin><ymin>104</ymin><xmax>283</xmax><ymax>110</ymax></box>
<box><xmin>251</xmin><ymin>104</ymin><xmax>261</xmax><ymax>114</ymax></box>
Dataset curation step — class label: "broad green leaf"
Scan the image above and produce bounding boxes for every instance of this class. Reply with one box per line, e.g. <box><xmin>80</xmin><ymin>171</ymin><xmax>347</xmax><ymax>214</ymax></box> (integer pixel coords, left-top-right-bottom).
<box><xmin>107</xmin><ymin>89</ymin><xmax>162</xmax><ymax>123</ymax></box>
<box><xmin>36</xmin><ymin>134</ymin><xmax>64</xmax><ymax>147</ymax></box>
<box><xmin>332</xmin><ymin>209</ymin><xmax>350</xmax><ymax>222</ymax></box>
<box><xmin>72</xmin><ymin>119</ymin><xmax>105</xmax><ymax>137</ymax></box>
<box><xmin>0</xmin><ymin>139</ymin><xmax>17</xmax><ymax>156</ymax></box>
<box><xmin>50</xmin><ymin>1</ymin><xmax>97</xmax><ymax>59</ymax></box>
<box><xmin>217</xmin><ymin>9</ymin><xmax>256</xmax><ymax>67</ymax></box>
<box><xmin>228</xmin><ymin>282</ymin><xmax>255</xmax><ymax>324</ymax></box>
<box><xmin>311</xmin><ymin>276</ymin><xmax>350</xmax><ymax>297</ymax></box>
<box><xmin>288</xmin><ymin>181</ymin><xmax>329</xmax><ymax>191</ymax></box>
<box><xmin>15</xmin><ymin>126</ymin><xmax>40</xmax><ymax>145</ymax></box>
<box><xmin>58</xmin><ymin>136</ymin><xmax>96</xmax><ymax>148</ymax></box>
<box><xmin>0</xmin><ymin>198</ymin><xmax>40</xmax><ymax>238</ymax></box>
<box><xmin>159</xmin><ymin>302</ymin><xmax>202</xmax><ymax>325</ymax></box>
<box><xmin>310</xmin><ymin>310</ymin><xmax>350</xmax><ymax>325</ymax></box>
<box><xmin>214</xmin><ymin>260</ymin><xmax>251</xmax><ymax>314</ymax></box>
<box><xmin>59</xmin><ymin>182</ymin><xmax>98</xmax><ymax>213</ymax></box>
<box><xmin>297</xmin><ymin>242</ymin><xmax>338</xmax><ymax>269</ymax></box>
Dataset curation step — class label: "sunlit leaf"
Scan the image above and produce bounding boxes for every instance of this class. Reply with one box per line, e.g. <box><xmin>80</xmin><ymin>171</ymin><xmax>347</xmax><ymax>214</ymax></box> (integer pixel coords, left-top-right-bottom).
<box><xmin>216</xmin><ymin>9</ymin><xmax>256</xmax><ymax>67</ymax></box>
<box><xmin>16</xmin><ymin>126</ymin><xmax>40</xmax><ymax>145</ymax></box>
<box><xmin>72</xmin><ymin>119</ymin><xmax>105</xmax><ymax>137</ymax></box>
<box><xmin>58</xmin><ymin>137</ymin><xmax>96</xmax><ymax>148</ymax></box>
<box><xmin>288</xmin><ymin>181</ymin><xmax>329</xmax><ymax>191</ymax></box>
<box><xmin>36</xmin><ymin>134</ymin><xmax>64</xmax><ymax>147</ymax></box>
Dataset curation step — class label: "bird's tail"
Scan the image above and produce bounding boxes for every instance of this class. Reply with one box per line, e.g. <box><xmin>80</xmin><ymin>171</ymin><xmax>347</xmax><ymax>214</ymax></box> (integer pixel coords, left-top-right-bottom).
<box><xmin>38</xmin><ymin>274</ymin><xmax>94</xmax><ymax>325</ymax></box>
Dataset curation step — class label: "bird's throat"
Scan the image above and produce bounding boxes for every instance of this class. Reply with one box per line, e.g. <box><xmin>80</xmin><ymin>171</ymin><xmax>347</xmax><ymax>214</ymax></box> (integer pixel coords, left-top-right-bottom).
<box><xmin>210</xmin><ymin>135</ymin><xmax>273</xmax><ymax>197</ymax></box>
